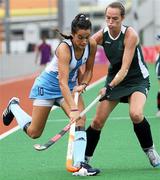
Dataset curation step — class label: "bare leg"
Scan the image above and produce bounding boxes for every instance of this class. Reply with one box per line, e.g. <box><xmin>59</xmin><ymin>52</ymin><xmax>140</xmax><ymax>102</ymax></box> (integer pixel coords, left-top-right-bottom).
<box><xmin>27</xmin><ymin>106</ymin><xmax>52</xmax><ymax>138</ymax></box>
<box><xmin>129</xmin><ymin>91</ymin><xmax>146</xmax><ymax>123</ymax></box>
<box><xmin>85</xmin><ymin>100</ymin><xmax>118</xmax><ymax>159</ymax></box>
<box><xmin>129</xmin><ymin>92</ymin><xmax>160</xmax><ymax>167</ymax></box>
<box><xmin>129</xmin><ymin>91</ymin><xmax>153</xmax><ymax>148</ymax></box>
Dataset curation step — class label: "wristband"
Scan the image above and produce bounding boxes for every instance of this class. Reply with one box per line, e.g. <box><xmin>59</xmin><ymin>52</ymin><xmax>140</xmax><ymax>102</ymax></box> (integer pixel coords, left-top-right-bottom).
<box><xmin>107</xmin><ymin>84</ymin><xmax>113</xmax><ymax>90</ymax></box>
<box><xmin>81</xmin><ymin>82</ymin><xmax>88</xmax><ymax>87</ymax></box>
<box><xmin>81</xmin><ymin>83</ymin><xmax>88</xmax><ymax>90</ymax></box>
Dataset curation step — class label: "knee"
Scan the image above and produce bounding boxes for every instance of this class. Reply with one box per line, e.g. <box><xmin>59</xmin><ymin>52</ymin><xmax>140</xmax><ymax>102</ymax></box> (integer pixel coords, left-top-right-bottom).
<box><xmin>129</xmin><ymin>110</ymin><xmax>143</xmax><ymax>123</ymax></box>
<box><xmin>27</xmin><ymin>128</ymin><xmax>42</xmax><ymax>139</ymax></box>
<box><xmin>91</xmin><ymin>117</ymin><xmax>104</xmax><ymax>130</ymax></box>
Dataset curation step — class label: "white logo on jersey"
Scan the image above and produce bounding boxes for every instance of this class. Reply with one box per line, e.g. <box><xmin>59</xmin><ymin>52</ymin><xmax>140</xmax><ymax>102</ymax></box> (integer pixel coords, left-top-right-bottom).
<box><xmin>145</xmin><ymin>88</ymin><xmax>148</xmax><ymax>95</ymax></box>
<box><xmin>105</xmin><ymin>41</ymin><xmax>111</xmax><ymax>44</ymax></box>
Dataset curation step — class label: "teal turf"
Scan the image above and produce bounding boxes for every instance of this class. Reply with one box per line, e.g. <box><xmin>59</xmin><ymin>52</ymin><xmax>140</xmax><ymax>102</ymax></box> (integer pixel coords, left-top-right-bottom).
<box><xmin>0</xmin><ymin>64</ymin><xmax>160</xmax><ymax>180</ymax></box>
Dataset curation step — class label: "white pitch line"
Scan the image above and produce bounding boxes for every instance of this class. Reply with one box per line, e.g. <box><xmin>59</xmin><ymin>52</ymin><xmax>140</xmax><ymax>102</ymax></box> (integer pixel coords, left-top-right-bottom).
<box><xmin>0</xmin><ymin>126</ymin><xmax>20</xmax><ymax>140</ymax></box>
<box><xmin>47</xmin><ymin>115</ymin><xmax>157</xmax><ymax>123</ymax></box>
<box><xmin>0</xmin><ymin>76</ymin><xmax>106</xmax><ymax>140</ymax></box>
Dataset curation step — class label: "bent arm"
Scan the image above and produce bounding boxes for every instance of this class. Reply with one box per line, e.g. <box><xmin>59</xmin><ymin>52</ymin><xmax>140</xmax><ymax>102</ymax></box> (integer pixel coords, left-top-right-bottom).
<box><xmin>109</xmin><ymin>27</ymin><xmax>138</xmax><ymax>87</ymax></box>
<box><xmin>92</xmin><ymin>29</ymin><xmax>103</xmax><ymax>45</ymax></box>
<box><xmin>57</xmin><ymin>43</ymin><xmax>78</xmax><ymax>110</ymax></box>
<box><xmin>80</xmin><ymin>38</ymin><xmax>97</xmax><ymax>87</ymax></box>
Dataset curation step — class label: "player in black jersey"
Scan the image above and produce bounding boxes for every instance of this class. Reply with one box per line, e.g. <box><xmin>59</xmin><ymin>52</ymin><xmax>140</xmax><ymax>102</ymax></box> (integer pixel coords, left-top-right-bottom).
<box><xmin>84</xmin><ymin>1</ymin><xmax>160</xmax><ymax>169</ymax></box>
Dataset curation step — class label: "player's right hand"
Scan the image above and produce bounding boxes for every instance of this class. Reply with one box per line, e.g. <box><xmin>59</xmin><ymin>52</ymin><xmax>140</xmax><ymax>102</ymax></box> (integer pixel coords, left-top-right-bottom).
<box><xmin>69</xmin><ymin>110</ymin><xmax>80</xmax><ymax>122</ymax></box>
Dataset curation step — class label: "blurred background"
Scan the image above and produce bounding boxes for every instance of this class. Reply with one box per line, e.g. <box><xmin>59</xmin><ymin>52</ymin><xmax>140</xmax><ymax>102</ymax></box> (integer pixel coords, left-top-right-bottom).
<box><xmin>0</xmin><ymin>0</ymin><xmax>160</xmax><ymax>80</ymax></box>
<box><xmin>0</xmin><ymin>0</ymin><xmax>160</xmax><ymax>52</ymax></box>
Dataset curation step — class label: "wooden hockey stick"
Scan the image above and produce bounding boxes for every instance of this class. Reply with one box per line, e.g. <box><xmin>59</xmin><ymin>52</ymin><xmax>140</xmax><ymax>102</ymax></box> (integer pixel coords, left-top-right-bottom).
<box><xmin>34</xmin><ymin>94</ymin><xmax>101</xmax><ymax>151</ymax></box>
<box><xmin>66</xmin><ymin>92</ymin><xmax>79</xmax><ymax>172</ymax></box>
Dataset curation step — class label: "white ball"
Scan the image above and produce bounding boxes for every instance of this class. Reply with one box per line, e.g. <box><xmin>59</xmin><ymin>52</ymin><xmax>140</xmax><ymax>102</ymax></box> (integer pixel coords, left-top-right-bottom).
<box><xmin>78</xmin><ymin>167</ymin><xmax>88</xmax><ymax>176</ymax></box>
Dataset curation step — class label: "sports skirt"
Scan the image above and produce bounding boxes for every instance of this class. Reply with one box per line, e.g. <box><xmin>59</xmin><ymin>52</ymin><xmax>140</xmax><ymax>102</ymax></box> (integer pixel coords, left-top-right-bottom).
<box><xmin>102</xmin><ymin>76</ymin><xmax>150</xmax><ymax>103</ymax></box>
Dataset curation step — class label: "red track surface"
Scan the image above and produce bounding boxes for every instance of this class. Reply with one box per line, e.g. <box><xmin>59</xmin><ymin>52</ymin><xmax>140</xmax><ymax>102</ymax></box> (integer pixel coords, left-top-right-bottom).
<box><xmin>0</xmin><ymin>64</ymin><xmax>107</xmax><ymax>135</ymax></box>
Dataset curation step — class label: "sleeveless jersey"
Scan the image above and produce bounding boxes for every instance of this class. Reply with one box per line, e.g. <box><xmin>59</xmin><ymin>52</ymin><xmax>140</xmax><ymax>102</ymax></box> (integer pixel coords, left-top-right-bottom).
<box><xmin>102</xmin><ymin>25</ymin><xmax>149</xmax><ymax>84</ymax></box>
<box><xmin>29</xmin><ymin>39</ymin><xmax>90</xmax><ymax>99</ymax></box>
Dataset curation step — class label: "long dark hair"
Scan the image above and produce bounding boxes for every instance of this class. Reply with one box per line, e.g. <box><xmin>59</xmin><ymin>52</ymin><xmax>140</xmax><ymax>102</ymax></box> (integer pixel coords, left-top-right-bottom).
<box><xmin>56</xmin><ymin>13</ymin><xmax>92</xmax><ymax>39</ymax></box>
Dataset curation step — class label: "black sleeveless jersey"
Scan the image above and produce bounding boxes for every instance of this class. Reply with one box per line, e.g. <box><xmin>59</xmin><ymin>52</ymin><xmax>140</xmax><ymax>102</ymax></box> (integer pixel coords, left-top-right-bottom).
<box><xmin>102</xmin><ymin>25</ymin><xmax>149</xmax><ymax>82</ymax></box>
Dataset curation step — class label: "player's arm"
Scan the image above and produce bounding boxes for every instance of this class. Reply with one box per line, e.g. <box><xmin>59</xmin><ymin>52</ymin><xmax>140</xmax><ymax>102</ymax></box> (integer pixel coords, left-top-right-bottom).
<box><xmin>57</xmin><ymin>43</ymin><xmax>78</xmax><ymax>110</ymax></box>
<box><xmin>92</xmin><ymin>29</ymin><xmax>103</xmax><ymax>45</ymax></box>
<box><xmin>77</xmin><ymin>66</ymin><xmax>85</xmax><ymax>85</ymax></box>
<box><xmin>80</xmin><ymin>38</ymin><xmax>97</xmax><ymax>88</ymax></box>
<box><xmin>109</xmin><ymin>27</ymin><xmax>138</xmax><ymax>87</ymax></box>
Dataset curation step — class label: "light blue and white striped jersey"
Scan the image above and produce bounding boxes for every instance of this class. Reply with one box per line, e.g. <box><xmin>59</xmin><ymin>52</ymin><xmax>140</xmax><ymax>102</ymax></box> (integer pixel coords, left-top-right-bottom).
<box><xmin>29</xmin><ymin>39</ymin><xmax>90</xmax><ymax>99</ymax></box>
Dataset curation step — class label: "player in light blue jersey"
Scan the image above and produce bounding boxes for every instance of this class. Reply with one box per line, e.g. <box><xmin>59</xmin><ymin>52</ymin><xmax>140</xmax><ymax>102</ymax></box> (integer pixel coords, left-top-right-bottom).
<box><xmin>2</xmin><ymin>13</ymin><xmax>100</xmax><ymax>176</ymax></box>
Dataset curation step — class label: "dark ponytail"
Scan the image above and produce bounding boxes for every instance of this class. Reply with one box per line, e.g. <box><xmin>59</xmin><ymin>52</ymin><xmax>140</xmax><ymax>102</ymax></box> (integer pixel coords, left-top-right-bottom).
<box><xmin>55</xmin><ymin>13</ymin><xmax>92</xmax><ymax>39</ymax></box>
<box><xmin>54</xmin><ymin>29</ymin><xmax>72</xmax><ymax>39</ymax></box>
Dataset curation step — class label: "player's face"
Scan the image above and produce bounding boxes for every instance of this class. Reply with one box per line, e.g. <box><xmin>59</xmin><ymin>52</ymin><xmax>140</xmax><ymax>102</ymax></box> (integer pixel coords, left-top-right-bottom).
<box><xmin>105</xmin><ymin>7</ymin><xmax>124</xmax><ymax>31</ymax></box>
<box><xmin>72</xmin><ymin>29</ymin><xmax>91</xmax><ymax>49</ymax></box>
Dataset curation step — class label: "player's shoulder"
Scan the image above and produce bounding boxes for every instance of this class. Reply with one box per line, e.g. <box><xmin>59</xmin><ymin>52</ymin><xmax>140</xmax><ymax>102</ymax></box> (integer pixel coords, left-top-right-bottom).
<box><xmin>56</xmin><ymin>41</ymin><xmax>71</xmax><ymax>56</ymax></box>
<box><xmin>126</xmin><ymin>27</ymin><xmax>138</xmax><ymax>39</ymax></box>
<box><xmin>125</xmin><ymin>26</ymin><xmax>138</xmax><ymax>44</ymax></box>
<box><xmin>58</xmin><ymin>40</ymin><xmax>71</xmax><ymax>49</ymax></box>
<box><xmin>88</xmin><ymin>38</ymin><xmax>97</xmax><ymax>53</ymax></box>
<box><xmin>89</xmin><ymin>37</ymin><xmax>96</xmax><ymax>46</ymax></box>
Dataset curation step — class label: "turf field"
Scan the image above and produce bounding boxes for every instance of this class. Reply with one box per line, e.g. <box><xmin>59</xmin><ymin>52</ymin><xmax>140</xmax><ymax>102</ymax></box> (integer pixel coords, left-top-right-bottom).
<box><xmin>0</xmin><ymin>64</ymin><xmax>160</xmax><ymax>180</ymax></box>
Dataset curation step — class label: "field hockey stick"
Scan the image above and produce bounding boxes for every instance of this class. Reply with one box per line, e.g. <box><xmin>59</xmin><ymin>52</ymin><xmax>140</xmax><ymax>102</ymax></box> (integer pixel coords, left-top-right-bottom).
<box><xmin>66</xmin><ymin>92</ymin><xmax>79</xmax><ymax>172</ymax></box>
<box><xmin>34</xmin><ymin>94</ymin><xmax>101</xmax><ymax>151</ymax></box>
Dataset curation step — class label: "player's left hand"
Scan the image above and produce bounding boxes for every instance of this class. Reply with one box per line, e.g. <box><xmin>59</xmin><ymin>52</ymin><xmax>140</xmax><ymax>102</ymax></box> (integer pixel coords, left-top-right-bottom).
<box><xmin>105</xmin><ymin>84</ymin><xmax>113</xmax><ymax>98</ymax></box>
<box><xmin>99</xmin><ymin>84</ymin><xmax>113</xmax><ymax>101</ymax></box>
<box><xmin>73</xmin><ymin>84</ymin><xmax>86</xmax><ymax>94</ymax></box>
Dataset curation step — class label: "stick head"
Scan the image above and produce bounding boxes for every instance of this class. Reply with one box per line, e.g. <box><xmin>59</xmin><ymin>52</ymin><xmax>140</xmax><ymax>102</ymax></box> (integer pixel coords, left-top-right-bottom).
<box><xmin>66</xmin><ymin>159</ymin><xmax>80</xmax><ymax>172</ymax></box>
<box><xmin>66</xmin><ymin>166</ymin><xmax>80</xmax><ymax>172</ymax></box>
<box><xmin>34</xmin><ymin>144</ymin><xmax>47</xmax><ymax>151</ymax></box>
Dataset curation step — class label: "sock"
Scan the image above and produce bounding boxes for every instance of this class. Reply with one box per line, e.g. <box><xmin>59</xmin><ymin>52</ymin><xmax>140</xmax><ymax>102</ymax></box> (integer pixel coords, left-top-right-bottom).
<box><xmin>133</xmin><ymin>117</ymin><xmax>153</xmax><ymax>150</ymax></box>
<box><xmin>73</xmin><ymin>127</ymin><xmax>86</xmax><ymax>167</ymax></box>
<box><xmin>10</xmin><ymin>104</ymin><xmax>31</xmax><ymax>130</ymax></box>
<box><xmin>85</xmin><ymin>125</ymin><xmax>101</xmax><ymax>157</ymax></box>
<box><xmin>23</xmin><ymin>122</ymin><xmax>31</xmax><ymax>133</ymax></box>
<box><xmin>85</xmin><ymin>156</ymin><xmax>92</xmax><ymax>164</ymax></box>
<box><xmin>157</xmin><ymin>91</ymin><xmax>160</xmax><ymax>110</ymax></box>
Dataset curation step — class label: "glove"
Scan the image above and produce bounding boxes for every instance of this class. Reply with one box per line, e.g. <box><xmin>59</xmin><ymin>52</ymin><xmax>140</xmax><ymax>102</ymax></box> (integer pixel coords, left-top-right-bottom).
<box><xmin>105</xmin><ymin>84</ymin><xmax>113</xmax><ymax>98</ymax></box>
<box><xmin>100</xmin><ymin>84</ymin><xmax>113</xmax><ymax>101</ymax></box>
